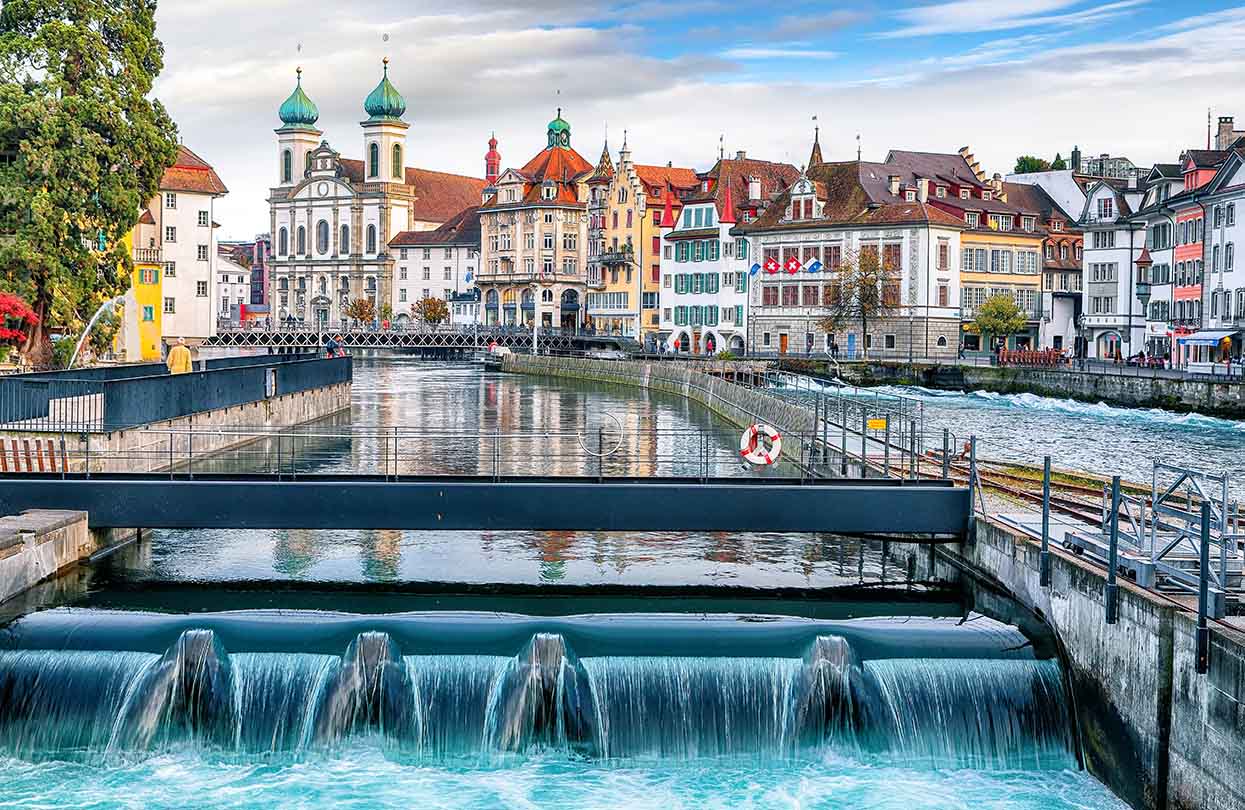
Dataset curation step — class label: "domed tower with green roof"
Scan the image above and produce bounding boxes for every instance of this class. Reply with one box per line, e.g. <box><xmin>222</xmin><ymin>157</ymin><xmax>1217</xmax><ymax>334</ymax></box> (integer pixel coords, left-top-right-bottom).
<box><xmin>360</xmin><ymin>58</ymin><xmax>410</xmax><ymax>184</ymax></box>
<box><xmin>275</xmin><ymin>67</ymin><xmax>322</xmax><ymax>187</ymax></box>
<box><xmin>548</xmin><ymin>108</ymin><xmax>571</xmax><ymax>149</ymax></box>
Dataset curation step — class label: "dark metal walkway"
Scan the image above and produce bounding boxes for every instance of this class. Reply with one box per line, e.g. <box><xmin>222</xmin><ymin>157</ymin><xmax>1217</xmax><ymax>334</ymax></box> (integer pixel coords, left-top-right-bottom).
<box><xmin>204</xmin><ymin>327</ymin><xmax>640</xmax><ymax>354</ymax></box>
<box><xmin>0</xmin><ymin>474</ymin><xmax>971</xmax><ymax>537</ymax></box>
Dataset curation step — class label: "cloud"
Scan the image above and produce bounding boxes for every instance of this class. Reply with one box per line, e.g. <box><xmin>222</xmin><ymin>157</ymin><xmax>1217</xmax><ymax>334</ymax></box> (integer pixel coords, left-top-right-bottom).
<box><xmin>768</xmin><ymin>10</ymin><xmax>869</xmax><ymax>39</ymax></box>
<box><xmin>881</xmin><ymin>0</ymin><xmax>1148</xmax><ymax>38</ymax></box>
<box><xmin>722</xmin><ymin>47</ymin><xmax>840</xmax><ymax>60</ymax></box>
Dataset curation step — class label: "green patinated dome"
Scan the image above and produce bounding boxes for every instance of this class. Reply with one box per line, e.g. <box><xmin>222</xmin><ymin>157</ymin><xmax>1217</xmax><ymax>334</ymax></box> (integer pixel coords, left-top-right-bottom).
<box><xmin>364</xmin><ymin>59</ymin><xmax>406</xmax><ymax>122</ymax></box>
<box><xmin>547</xmin><ymin>108</ymin><xmax>571</xmax><ymax>148</ymax></box>
<box><xmin>279</xmin><ymin>68</ymin><xmax>319</xmax><ymax>127</ymax></box>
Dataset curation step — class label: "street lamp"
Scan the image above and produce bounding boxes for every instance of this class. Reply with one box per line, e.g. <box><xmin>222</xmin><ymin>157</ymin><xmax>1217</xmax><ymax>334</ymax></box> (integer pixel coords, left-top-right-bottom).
<box><xmin>1076</xmin><ymin>312</ymin><xmax>1088</xmax><ymax>368</ymax></box>
<box><xmin>1135</xmin><ymin>247</ymin><xmax>1153</xmax><ymax>357</ymax></box>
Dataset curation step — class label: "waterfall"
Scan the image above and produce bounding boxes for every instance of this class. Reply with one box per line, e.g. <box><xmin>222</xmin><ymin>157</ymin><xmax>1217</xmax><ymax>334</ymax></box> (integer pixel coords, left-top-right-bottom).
<box><xmin>0</xmin><ymin>626</ymin><xmax>1077</xmax><ymax>769</ymax></box>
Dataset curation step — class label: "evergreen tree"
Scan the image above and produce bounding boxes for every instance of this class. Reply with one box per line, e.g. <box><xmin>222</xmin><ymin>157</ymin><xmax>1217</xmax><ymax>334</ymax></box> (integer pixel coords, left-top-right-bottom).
<box><xmin>1051</xmin><ymin>152</ymin><xmax>1067</xmax><ymax>170</ymax></box>
<box><xmin>1013</xmin><ymin>155</ymin><xmax>1051</xmax><ymax>174</ymax></box>
<box><xmin>0</xmin><ymin>0</ymin><xmax>179</xmax><ymax>361</ymax></box>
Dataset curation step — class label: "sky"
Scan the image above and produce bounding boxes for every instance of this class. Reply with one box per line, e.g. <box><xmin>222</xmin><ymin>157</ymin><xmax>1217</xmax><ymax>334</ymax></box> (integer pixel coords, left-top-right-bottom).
<box><xmin>152</xmin><ymin>0</ymin><xmax>1245</xmax><ymax>239</ymax></box>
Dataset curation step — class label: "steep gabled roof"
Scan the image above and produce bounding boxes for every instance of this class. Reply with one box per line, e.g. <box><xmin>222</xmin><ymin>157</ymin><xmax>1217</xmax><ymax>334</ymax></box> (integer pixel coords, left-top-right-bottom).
<box><xmin>1183</xmin><ymin>149</ymin><xmax>1228</xmax><ymax>169</ymax></box>
<box><xmin>519</xmin><ymin>145</ymin><xmax>593</xmax><ymax>182</ymax></box>
<box><xmin>635</xmin><ymin>164</ymin><xmax>699</xmax><ymax>196</ymax></box>
<box><xmin>884</xmin><ymin>149</ymin><xmax>985</xmax><ymax>189</ymax></box>
<box><xmin>337</xmin><ymin>160</ymin><xmax>486</xmax><ymax>223</ymax></box>
<box><xmin>390</xmin><ymin>205</ymin><xmax>481</xmax><ymax>247</ymax></box>
<box><xmin>701</xmin><ymin>157</ymin><xmax>799</xmax><ymax>220</ymax></box>
<box><xmin>161</xmin><ymin>145</ymin><xmax>228</xmax><ymax>195</ymax></box>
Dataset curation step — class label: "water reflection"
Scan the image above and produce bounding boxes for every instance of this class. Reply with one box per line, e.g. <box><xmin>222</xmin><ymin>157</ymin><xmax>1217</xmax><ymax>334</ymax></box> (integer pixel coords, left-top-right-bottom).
<box><xmin>109</xmin><ymin>359</ymin><xmax>888</xmax><ymax>589</ymax></box>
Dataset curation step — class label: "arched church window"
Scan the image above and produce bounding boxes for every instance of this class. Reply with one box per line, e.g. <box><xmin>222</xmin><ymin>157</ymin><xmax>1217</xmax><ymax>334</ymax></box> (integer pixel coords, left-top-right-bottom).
<box><xmin>392</xmin><ymin>144</ymin><xmax>402</xmax><ymax>180</ymax></box>
<box><xmin>278</xmin><ymin>227</ymin><xmax>288</xmax><ymax>256</ymax></box>
<box><xmin>340</xmin><ymin>224</ymin><xmax>350</xmax><ymax>254</ymax></box>
<box><xmin>316</xmin><ymin>220</ymin><xmax>329</xmax><ymax>255</ymax></box>
<box><xmin>366</xmin><ymin>224</ymin><xmax>377</xmax><ymax>254</ymax></box>
<box><xmin>282</xmin><ymin>150</ymin><xmax>292</xmax><ymax>184</ymax></box>
<box><xmin>369</xmin><ymin>143</ymin><xmax>380</xmax><ymax>178</ymax></box>
<box><xmin>296</xmin><ymin>226</ymin><xmax>306</xmax><ymax>255</ymax></box>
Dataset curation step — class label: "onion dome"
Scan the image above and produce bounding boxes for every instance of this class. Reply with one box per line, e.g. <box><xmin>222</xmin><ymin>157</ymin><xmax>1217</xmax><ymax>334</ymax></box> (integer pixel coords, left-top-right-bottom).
<box><xmin>278</xmin><ymin>68</ymin><xmax>319</xmax><ymax>128</ymax></box>
<box><xmin>364</xmin><ymin>58</ymin><xmax>407</xmax><ymax>122</ymax></box>
<box><xmin>547</xmin><ymin>108</ymin><xmax>571</xmax><ymax>148</ymax></box>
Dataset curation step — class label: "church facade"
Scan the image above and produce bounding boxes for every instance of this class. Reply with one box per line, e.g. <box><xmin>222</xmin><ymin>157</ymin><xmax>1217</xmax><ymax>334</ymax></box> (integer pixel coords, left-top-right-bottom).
<box><xmin>266</xmin><ymin>63</ymin><xmax>486</xmax><ymax>327</ymax></box>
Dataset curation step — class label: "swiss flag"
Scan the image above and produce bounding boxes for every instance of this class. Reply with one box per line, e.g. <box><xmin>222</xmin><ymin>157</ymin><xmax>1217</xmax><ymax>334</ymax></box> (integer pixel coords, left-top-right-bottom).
<box><xmin>763</xmin><ymin>257</ymin><xmax>781</xmax><ymax>274</ymax></box>
<box><xmin>784</xmin><ymin>256</ymin><xmax>802</xmax><ymax>274</ymax></box>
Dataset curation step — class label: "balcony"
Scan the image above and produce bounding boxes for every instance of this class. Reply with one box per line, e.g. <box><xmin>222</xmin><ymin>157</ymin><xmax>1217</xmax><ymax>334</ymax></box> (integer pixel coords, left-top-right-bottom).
<box><xmin>133</xmin><ymin>247</ymin><xmax>162</xmax><ymax>264</ymax></box>
<box><xmin>598</xmin><ymin>247</ymin><xmax>635</xmax><ymax>265</ymax></box>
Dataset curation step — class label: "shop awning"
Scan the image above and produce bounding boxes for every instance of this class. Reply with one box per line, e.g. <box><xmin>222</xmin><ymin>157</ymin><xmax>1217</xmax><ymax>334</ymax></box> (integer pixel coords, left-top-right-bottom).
<box><xmin>1177</xmin><ymin>329</ymin><xmax>1239</xmax><ymax>346</ymax></box>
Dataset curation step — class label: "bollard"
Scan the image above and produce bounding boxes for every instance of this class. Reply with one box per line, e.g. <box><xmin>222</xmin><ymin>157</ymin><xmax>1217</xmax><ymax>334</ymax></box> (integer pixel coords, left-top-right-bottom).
<box><xmin>1040</xmin><ymin>456</ymin><xmax>1052</xmax><ymax>587</ymax></box>
<box><xmin>1106</xmin><ymin>475</ymin><xmax>1120</xmax><ymax>624</ymax></box>
<box><xmin>1198</xmin><ymin>502</ymin><xmax>1211</xmax><ymax>674</ymax></box>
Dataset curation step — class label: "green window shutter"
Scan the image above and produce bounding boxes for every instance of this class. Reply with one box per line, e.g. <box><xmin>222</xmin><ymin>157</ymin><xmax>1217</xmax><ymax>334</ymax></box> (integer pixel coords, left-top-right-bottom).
<box><xmin>694</xmin><ymin>208</ymin><xmax>703</xmax><ymax>228</ymax></box>
<box><xmin>738</xmin><ymin>239</ymin><xmax>748</xmax><ymax>260</ymax></box>
<box><xmin>683</xmin><ymin>209</ymin><xmax>692</xmax><ymax>228</ymax></box>
<box><xmin>706</xmin><ymin>208</ymin><xmax>715</xmax><ymax>226</ymax></box>
<box><xmin>675</xmin><ymin>274</ymin><xmax>685</xmax><ymax>294</ymax></box>
<box><xmin>735</xmin><ymin>304</ymin><xmax>744</xmax><ymax>324</ymax></box>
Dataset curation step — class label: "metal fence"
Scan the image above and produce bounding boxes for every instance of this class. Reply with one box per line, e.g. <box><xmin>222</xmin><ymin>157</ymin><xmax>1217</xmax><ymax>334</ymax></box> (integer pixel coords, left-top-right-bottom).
<box><xmin>0</xmin><ymin>355</ymin><xmax>350</xmax><ymax>432</ymax></box>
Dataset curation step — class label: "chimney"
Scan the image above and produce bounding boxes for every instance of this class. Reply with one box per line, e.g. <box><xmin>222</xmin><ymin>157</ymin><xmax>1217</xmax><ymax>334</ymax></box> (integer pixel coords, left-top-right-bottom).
<box><xmin>917</xmin><ymin>177</ymin><xmax>929</xmax><ymax>203</ymax></box>
<box><xmin>736</xmin><ymin>150</ymin><xmax>747</xmax><ymax>160</ymax></box>
<box><xmin>888</xmin><ymin>175</ymin><xmax>900</xmax><ymax>196</ymax></box>
<box><xmin>991</xmin><ymin>172</ymin><xmax>1003</xmax><ymax>196</ymax></box>
<box><xmin>1218</xmin><ymin>116</ymin><xmax>1236</xmax><ymax>150</ymax></box>
<box><xmin>1071</xmin><ymin>145</ymin><xmax>1082</xmax><ymax>173</ymax></box>
<box><xmin>747</xmin><ymin>176</ymin><xmax>761</xmax><ymax>200</ymax></box>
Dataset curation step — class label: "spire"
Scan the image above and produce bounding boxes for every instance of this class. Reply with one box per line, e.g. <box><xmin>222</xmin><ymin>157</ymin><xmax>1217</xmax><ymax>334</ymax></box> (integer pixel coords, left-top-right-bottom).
<box><xmin>278</xmin><ymin>67</ymin><xmax>319</xmax><ymax>128</ymax></box>
<box><xmin>364</xmin><ymin>58</ymin><xmax>406</xmax><ymax>122</ymax></box>
<box><xmin>589</xmin><ymin>138</ymin><xmax>615</xmax><ymax>182</ymax></box>
<box><xmin>808</xmin><ymin>120</ymin><xmax>824</xmax><ymax>168</ymax></box>
<box><xmin>484</xmin><ymin>131</ymin><xmax>501</xmax><ymax>186</ymax></box>
<box><xmin>659</xmin><ymin>186</ymin><xmax>676</xmax><ymax>228</ymax></box>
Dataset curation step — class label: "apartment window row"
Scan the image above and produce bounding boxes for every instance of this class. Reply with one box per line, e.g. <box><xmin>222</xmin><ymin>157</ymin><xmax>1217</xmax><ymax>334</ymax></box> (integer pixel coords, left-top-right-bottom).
<box><xmin>1179</xmin><ymin>217</ymin><xmax>1204</xmax><ymax>245</ymax></box>
<box><xmin>673</xmin><ymin>240</ymin><xmax>722</xmax><ymax>263</ymax></box>
<box><xmin>1212</xmin><ymin>203</ymin><xmax>1237</xmax><ymax>229</ymax></box>
<box><xmin>961</xmin><ymin>286</ymin><xmax>1038</xmax><ymax>316</ymax></box>
<box><xmin>1091</xmin><ymin>230</ymin><xmax>1117</xmax><ymax>249</ymax></box>
<box><xmin>1088</xmin><ymin>262</ymin><xmax>1117</xmax><ymax>283</ymax></box>
<box><xmin>959</xmin><ymin>248</ymin><xmax>1041</xmax><ymax>274</ymax></box>
<box><xmin>587</xmin><ymin>292</ymin><xmax>630</xmax><ymax>310</ymax></box>
<box><xmin>1211</xmin><ymin>243</ymin><xmax>1236</xmax><ymax>272</ymax></box>
<box><xmin>671</xmin><ymin>305</ymin><xmax>720</xmax><ymax>327</ymax></box>
<box><xmin>1175</xmin><ymin>260</ymin><xmax>1205</xmax><ymax>287</ymax></box>
<box><xmin>672</xmin><ymin>272</ymin><xmax>721</xmax><ymax>295</ymax></box>
<box><xmin>680</xmin><ymin>206</ymin><xmax>716</xmax><ymax>229</ymax></box>
<box><xmin>1090</xmin><ymin>295</ymin><xmax>1116</xmax><ymax>314</ymax></box>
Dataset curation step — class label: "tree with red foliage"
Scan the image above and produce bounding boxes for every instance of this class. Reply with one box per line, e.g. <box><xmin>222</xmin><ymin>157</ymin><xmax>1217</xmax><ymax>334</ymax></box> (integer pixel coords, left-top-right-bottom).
<box><xmin>0</xmin><ymin>292</ymin><xmax>38</xmax><ymax>346</ymax></box>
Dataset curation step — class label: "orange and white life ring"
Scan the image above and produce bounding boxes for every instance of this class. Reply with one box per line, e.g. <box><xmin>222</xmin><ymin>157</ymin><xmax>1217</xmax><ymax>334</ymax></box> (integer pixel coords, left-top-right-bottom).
<box><xmin>740</xmin><ymin>423</ymin><xmax>782</xmax><ymax>465</ymax></box>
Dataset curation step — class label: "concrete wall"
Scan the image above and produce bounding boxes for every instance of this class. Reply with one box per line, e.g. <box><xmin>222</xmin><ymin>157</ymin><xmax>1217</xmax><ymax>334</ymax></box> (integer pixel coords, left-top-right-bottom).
<box><xmin>0</xmin><ymin>510</ymin><xmax>92</xmax><ymax>606</ymax></box>
<box><xmin>808</xmin><ymin>359</ymin><xmax>1245</xmax><ymax>418</ymax></box>
<box><xmin>900</xmin><ymin>518</ymin><xmax>1245</xmax><ymax>810</ymax></box>
<box><xmin>0</xmin><ymin>381</ymin><xmax>351</xmax><ymax>473</ymax></box>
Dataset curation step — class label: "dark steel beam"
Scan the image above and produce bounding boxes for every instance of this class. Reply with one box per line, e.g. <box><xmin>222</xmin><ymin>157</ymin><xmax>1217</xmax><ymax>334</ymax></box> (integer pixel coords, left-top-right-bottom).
<box><xmin>0</xmin><ymin>475</ymin><xmax>970</xmax><ymax>537</ymax></box>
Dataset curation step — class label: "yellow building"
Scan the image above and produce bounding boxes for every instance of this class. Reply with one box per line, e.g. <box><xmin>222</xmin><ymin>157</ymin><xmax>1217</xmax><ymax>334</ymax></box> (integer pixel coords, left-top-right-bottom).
<box><xmin>117</xmin><ymin>207</ymin><xmax>164</xmax><ymax>361</ymax></box>
<box><xmin>585</xmin><ymin>136</ymin><xmax>697</xmax><ymax>342</ymax></box>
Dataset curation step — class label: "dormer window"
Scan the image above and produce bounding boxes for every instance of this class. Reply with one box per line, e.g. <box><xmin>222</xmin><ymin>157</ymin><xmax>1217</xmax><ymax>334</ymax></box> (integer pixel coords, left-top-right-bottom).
<box><xmin>959</xmin><ymin>188</ymin><xmax>970</xmax><ymax>200</ymax></box>
<box><xmin>966</xmin><ymin>212</ymin><xmax>979</xmax><ymax>228</ymax></box>
<box><xmin>1097</xmin><ymin>197</ymin><xmax>1114</xmax><ymax>219</ymax></box>
<box><xmin>1052</xmin><ymin>220</ymin><xmax>1063</xmax><ymax>232</ymax></box>
<box><xmin>905</xmin><ymin>190</ymin><xmax>916</xmax><ymax>202</ymax></box>
<box><xmin>542</xmin><ymin>182</ymin><xmax>557</xmax><ymax>200</ymax></box>
<box><xmin>936</xmin><ymin>186</ymin><xmax>947</xmax><ymax>198</ymax></box>
<box><xmin>982</xmin><ymin>191</ymin><xmax>992</xmax><ymax>201</ymax></box>
<box><xmin>1022</xmin><ymin>216</ymin><xmax>1035</xmax><ymax>231</ymax></box>
<box><xmin>702</xmin><ymin>179</ymin><xmax>710</xmax><ymax>193</ymax></box>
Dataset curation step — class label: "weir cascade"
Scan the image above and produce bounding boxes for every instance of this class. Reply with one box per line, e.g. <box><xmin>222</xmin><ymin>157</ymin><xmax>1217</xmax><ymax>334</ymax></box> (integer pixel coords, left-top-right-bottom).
<box><xmin>0</xmin><ymin>610</ymin><xmax>1075</xmax><ymax>769</ymax></box>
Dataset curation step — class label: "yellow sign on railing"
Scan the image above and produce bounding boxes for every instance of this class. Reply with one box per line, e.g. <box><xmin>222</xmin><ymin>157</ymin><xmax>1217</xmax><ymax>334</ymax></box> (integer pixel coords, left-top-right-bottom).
<box><xmin>867</xmin><ymin>418</ymin><xmax>888</xmax><ymax>430</ymax></box>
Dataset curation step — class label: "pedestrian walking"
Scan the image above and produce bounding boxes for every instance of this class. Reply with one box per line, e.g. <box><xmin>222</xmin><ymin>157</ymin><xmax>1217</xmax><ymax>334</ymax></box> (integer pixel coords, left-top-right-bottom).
<box><xmin>166</xmin><ymin>337</ymin><xmax>192</xmax><ymax>374</ymax></box>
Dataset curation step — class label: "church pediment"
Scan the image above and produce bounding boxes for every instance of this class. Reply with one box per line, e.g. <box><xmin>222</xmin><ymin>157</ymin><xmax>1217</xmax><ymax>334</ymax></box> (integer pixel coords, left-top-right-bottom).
<box><xmin>292</xmin><ymin>177</ymin><xmax>353</xmax><ymax>200</ymax></box>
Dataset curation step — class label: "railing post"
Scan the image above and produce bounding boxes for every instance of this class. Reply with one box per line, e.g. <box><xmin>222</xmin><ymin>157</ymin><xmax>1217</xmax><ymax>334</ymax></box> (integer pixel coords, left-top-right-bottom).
<box><xmin>1198</xmin><ymin>501</ymin><xmax>1211</xmax><ymax>675</ymax></box>
<box><xmin>1040</xmin><ymin>455</ymin><xmax>1052</xmax><ymax>587</ymax></box>
<box><xmin>598</xmin><ymin>425</ymin><xmax>605</xmax><ymax>483</ymax></box>
<box><xmin>941</xmin><ymin>428</ymin><xmax>950</xmax><ymax>480</ymax></box>
<box><xmin>909</xmin><ymin>419</ymin><xmax>917</xmax><ymax>480</ymax></box>
<box><xmin>1106</xmin><ymin>475</ymin><xmax>1120</xmax><ymax>624</ymax></box>
<box><xmin>860</xmin><ymin>410</ymin><xmax>868</xmax><ymax>478</ymax></box>
<box><xmin>840</xmin><ymin>398</ymin><xmax>848</xmax><ymax>476</ymax></box>
<box><xmin>813</xmin><ymin>392</ymin><xmax>821</xmax><ymax>475</ymax></box>
<box><xmin>883</xmin><ymin>420</ymin><xmax>890</xmax><ymax>477</ymax></box>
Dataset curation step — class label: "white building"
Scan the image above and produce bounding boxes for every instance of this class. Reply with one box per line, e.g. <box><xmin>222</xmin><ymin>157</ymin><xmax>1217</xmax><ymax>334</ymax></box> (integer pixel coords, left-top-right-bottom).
<box><xmin>450</xmin><ymin>290</ymin><xmax>482</xmax><ymax>328</ymax></box>
<box><xmin>215</xmin><ymin>252</ymin><xmax>252</xmax><ymax>325</ymax></box>
<box><xmin>740</xmin><ymin>147</ymin><xmax>966</xmax><ymax>359</ymax></box>
<box><xmin>1197</xmin><ymin>151</ymin><xmax>1245</xmax><ymax>347</ymax></box>
<box><xmin>267</xmin><ymin>64</ymin><xmax>484</xmax><ymax>328</ymax></box>
<box><xmin>1079</xmin><ymin>180</ymin><xmax>1148</xmax><ymax>359</ymax></box>
<box><xmin>658</xmin><ymin>154</ymin><xmax>798</xmax><ymax>354</ymax></box>
<box><xmin>388</xmin><ymin>205</ymin><xmax>480</xmax><ymax>327</ymax></box>
<box><xmin>159</xmin><ymin>146</ymin><xmax>228</xmax><ymax>342</ymax></box>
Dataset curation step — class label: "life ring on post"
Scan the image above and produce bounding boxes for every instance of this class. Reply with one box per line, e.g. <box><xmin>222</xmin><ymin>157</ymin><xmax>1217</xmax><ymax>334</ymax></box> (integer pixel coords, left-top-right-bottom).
<box><xmin>740</xmin><ymin>423</ymin><xmax>782</xmax><ymax>465</ymax></box>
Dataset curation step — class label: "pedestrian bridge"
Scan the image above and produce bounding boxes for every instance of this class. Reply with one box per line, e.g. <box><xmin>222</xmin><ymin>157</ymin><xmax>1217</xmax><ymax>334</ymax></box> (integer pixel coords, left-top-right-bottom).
<box><xmin>0</xmin><ymin>473</ymin><xmax>971</xmax><ymax>539</ymax></box>
<box><xmin>205</xmin><ymin>326</ymin><xmax>640</xmax><ymax>355</ymax></box>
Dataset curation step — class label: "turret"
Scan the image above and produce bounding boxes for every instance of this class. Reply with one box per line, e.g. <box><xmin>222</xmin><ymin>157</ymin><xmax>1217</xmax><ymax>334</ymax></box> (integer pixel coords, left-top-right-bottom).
<box><xmin>360</xmin><ymin>58</ymin><xmax>409</xmax><ymax>183</ymax></box>
<box><xmin>485</xmin><ymin>133</ymin><xmax>501</xmax><ymax>186</ymax></box>
<box><xmin>275</xmin><ymin>67</ymin><xmax>322</xmax><ymax>187</ymax></box>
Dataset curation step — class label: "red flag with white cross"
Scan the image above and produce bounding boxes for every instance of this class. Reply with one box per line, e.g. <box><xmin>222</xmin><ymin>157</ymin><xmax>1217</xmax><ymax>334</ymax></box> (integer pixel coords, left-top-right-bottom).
<box><xmin>784</xmin><ymin>255</ymin><xmax>802</xmax><ymax>274</ymax></box>
<box><xmin>763</xmin><ymin>257</ymin><xmax>781</xmax><ymax>274</ymax></box>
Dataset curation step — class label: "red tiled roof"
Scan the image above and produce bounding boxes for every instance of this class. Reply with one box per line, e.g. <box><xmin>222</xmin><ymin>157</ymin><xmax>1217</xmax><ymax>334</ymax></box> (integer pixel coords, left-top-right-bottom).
<box><xmin>137</xmin><ymin>209</ymin><xmax>156</xmax><ymax>225</ymax></box>
<box><xmin>703</xmin><ymin>157</ymin><xmax>799</xmax><ymax>221</ymax></box>
<box><xmin>390</xmin><ymin>206</ymin><xmax>481</xmax><ymax>247</ymax></box>
<box><xmin>480</xmin><ymin>145</ymin><xmax>592</xmax><ymax>210</ymax></box>
<box><xmin>635</xmin><ymin>164</ymin><xmax>699</xmax><ymax>195</ymax></box>
<box><xmin>160</xmin><ymin>145</ymin><xmax>228</xmax><ymax>195</ymax></box>
<box><xmin>338</xmin><ymin>159</ymin><xmax>486</xmax><ymax>224</ymax></box>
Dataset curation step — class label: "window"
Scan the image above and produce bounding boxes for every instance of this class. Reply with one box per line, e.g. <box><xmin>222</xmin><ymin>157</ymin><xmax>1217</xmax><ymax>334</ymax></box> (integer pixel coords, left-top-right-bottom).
<box><xmin>339</xmin><ymin>225</ymin><xmax>349</xmax><ymax>254</ymax></box>
<box><xmin>141</xmin><ymin>305</ymin><xmax>154</xmax><ymax>322</ymax></box>
<box><xmin>422</xmin><ymin>267</ymin><xmax>431</xmax><ymax>280</ymax></box>
<box><xmin>165</xmin><ymin>226</ymin><xmax>177</xmax><ymax>243</ymax></box>
<box><xmin>1045</xmin><ymin>244</ymin><xmax>1053</xmax><ymax>260</ymax></box>
<box><xmin>938</xmin><ymin>284</ymin><xmax>949</xmax><ymax>307</ymax></box>
<box><xmin>736</xmin><ymin>238</ymin><xmax>748</xmax><ymax>260</ymax></box>
<box><xmin>959</xmin><ymin>188</ymin><xmax>970</xmax><ymax>200</ymax></box>
<box><xmin>165</xmin><ymin>192</ymin><xmax>177</xmax><ymax>209</ymax></box>
<box><xmin>936</xmin><ymin>186</ymin><xmax>946</xmax><ymax>198</ymax></box>
<box><xmin>139</xmin><ymin>267</ymin><xmax>157</xmax><ymax>284</ymax></box>
<box><xmin>399</xmin><ymin>289</ymin><xmax>407</xmax><ymax>302</ymax></box>
<box><xmin>938</xmin><ymin>242</ymin><xmax>949</xmax><ymax>270</ymax></box>
<box><xmin>392</xmin><ymin>144</ymin><xmax>403</xmax><ymax>179</ymax></box>
<box><xmin>163</xmin><ymin>297</ymin><xmax>175</xmax><ymax>314</ymax></box>
<box><xmin>368</xmin><ymin>142</ymin><xmax>380</xmax><ymax>178</ymax></box>
<box><xmin>1215</xmin><ymin>206</ymin><xmax>1224</xmax><ymax>228</ymax></box>
<box><xmin>316</xmin><ymin>220</ymin><xmax>329</xmax><ymax>254</ymax></box>
<box><xmin>444</xmin><ymin>267</ymin><xmax>453</xmax><ymax>281</ymax></box>
<box><xmin>1097</xmin><ymin>197</ymin><xmax>1114</xmax><ymax>219</ymax></box>
<box><xmin>1022</xmin><ymin>216</ymin><xmax>1035</xmax><ymax>232</ymax></box>
<box><xmin>782</xmin><ymin>285</ymin><xmax>798</xmax><ymax>306</ymax></box>
<box><xmin>278</xmin><ymin>228</ymin><xmax>287</xmax><ymax>256</ymax></box>
<box><xmin>802</xmin><ymin>285</ymin><xmax>818</xmax><ymax>306</ymax></box>
<box><xmin>281</xmin><ymin>150</ymin><xmax>292</xmax><ymax>184</ymax></box>
<box><xmin>164</xmin><ymin>261</ymin><xmax>176</xmax><ymax>278</ymax></box>
<box><xmin>197</xmin><ymin>210</ymin><xmax>209</xmax><ymax>228</ymax></box>
<box><xmin>563</xmin><ymin>233</ymin><xmax>577</xmax><ymax>251</ymax></box>
<box><xmin>196</xmin><ymin>281</ymin><xmax>208</xmax><ymax>297</ymax></box>
<box><xmin>1230</xmin><ymin>204</ymin><xmax>1237</xmax><ymax>227</ymax></box>
<box><xmin>297</xmin><ymin>226</ymin><xmax>306</xmax><ymax>255</ymax></box>
<box><xmin>965</xmin><ymin>212</ymin><xmax>979</xmax><ymax>228</ymax></box>
<box><xmin>197</xmin><ymin>244</ymin><xmax>208</xmax><ymax>261</ymax></box>
<box><xmin>990</xmin><ymin>214</ymin><xmax>1012</xmax><ymax>231</ymax></box>
<box><xmin>1228</xmin><ymin>243</ymin><xmax>1236</xmax><ymax>271</ymax></box>
<box><xmin>762</xmin><ymin>286</ymin><xmax>778</xmax><ymax>306</ymax></box>
<box><xmin>366</xmin><ymin>225</ymin><xmax>377</xmax><ymax>254</ymax></box>
<box><xmin>543</xmin><ymin>184</ymin><xmax>557</xmax><ymax>200</ymax></box>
